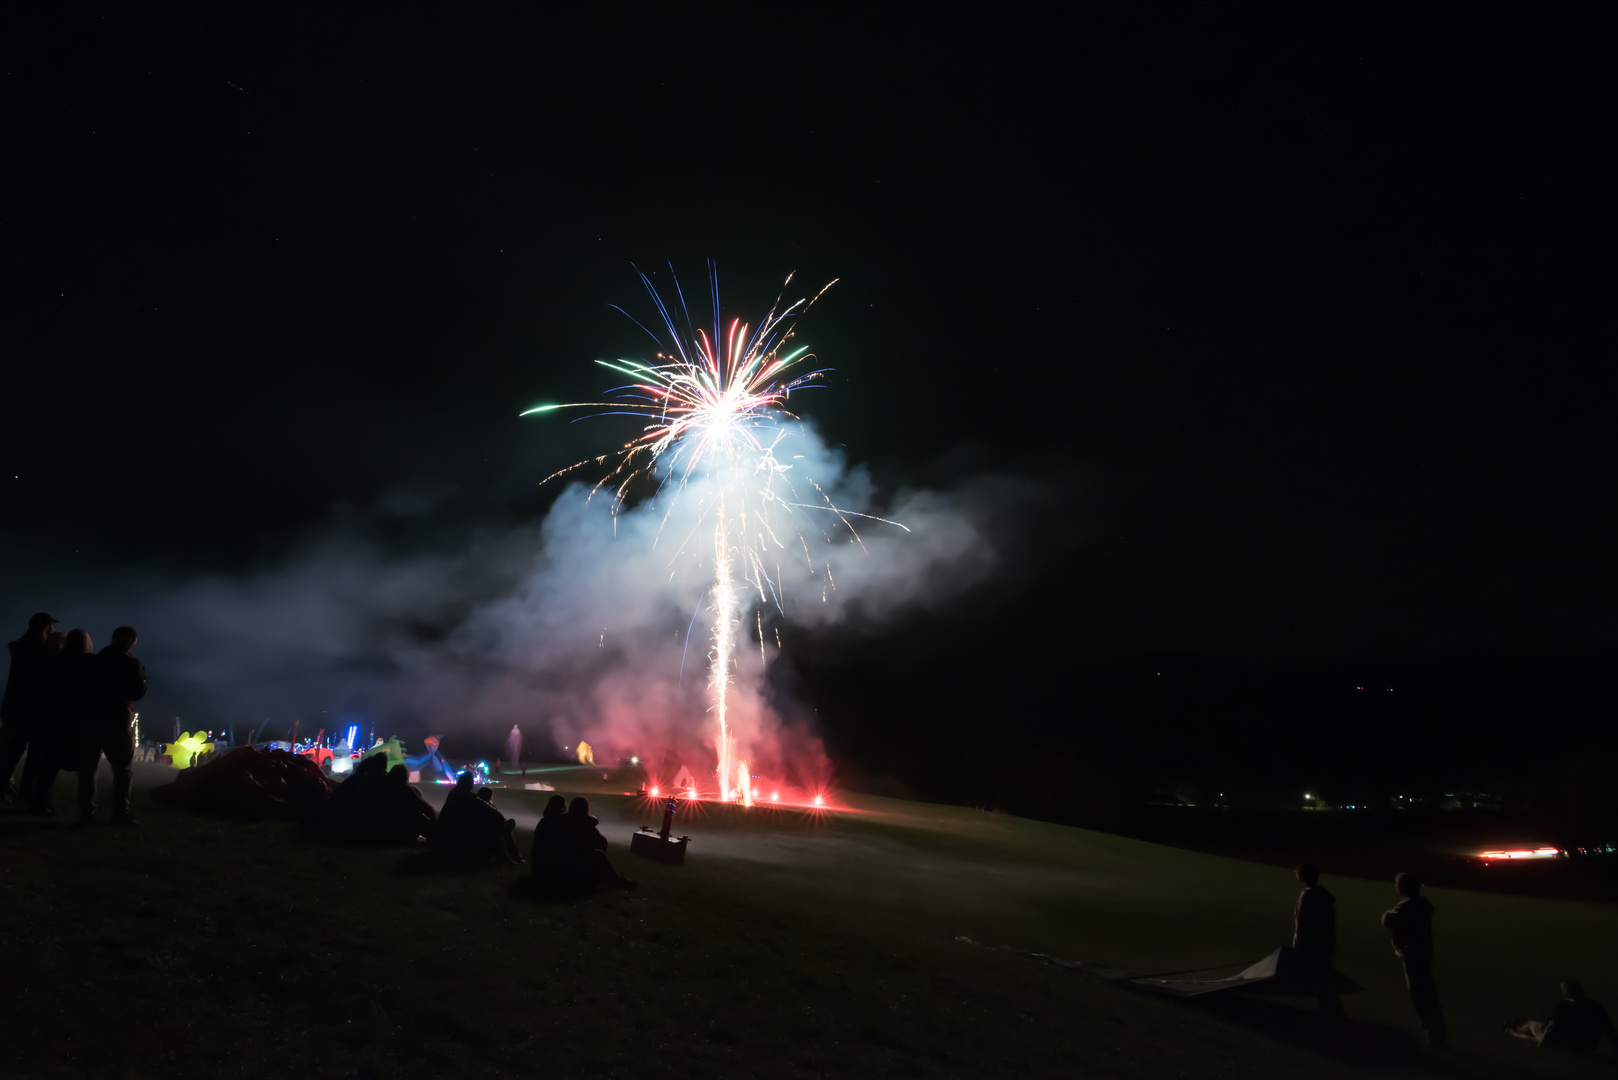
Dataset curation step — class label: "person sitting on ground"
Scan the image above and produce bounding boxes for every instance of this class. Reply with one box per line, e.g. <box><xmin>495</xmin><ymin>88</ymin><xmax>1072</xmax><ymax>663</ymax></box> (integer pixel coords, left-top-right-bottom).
<box><xmin>1508</xmin><ymin>981</ymin><xmax>1616</xmax><ymax>1054</ymax></box>
<box><xmin>433</xmin><ymin>771</ymin><xmax>520</xmax><ymax>865</ymax></box>
<box><xmin>380</xmin><ymin>763</ymin><xmax>436</xmax><ymax>844</ymax></box>
<box><xmin>321</xmin><ymin>751</ymin><xmax>393</xmax><ymax>842</ymax></box>
<box><xmin>476</xmin><ymin>786</ymin><xmax>522</xmax><ymax>862</ymax></box>
<box><xmin>559</xmin><ymin>796</ymin><xmax>635</xmax><ymax>892</ymax></box>
<box><xmin>530</xmin><ymin>794</ymin><xmax>568</xmax><ymax>882</ymax></box>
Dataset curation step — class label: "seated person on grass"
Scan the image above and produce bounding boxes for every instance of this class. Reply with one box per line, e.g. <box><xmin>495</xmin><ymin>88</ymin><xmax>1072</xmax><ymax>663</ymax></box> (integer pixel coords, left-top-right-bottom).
<box><xmin>381</xmin><ymin>764</ymin><xmax>437</xmax><ymax>844</ymax></box>
<box><xmin>558</xmin><ymin>796</ymin><xmax>636</xmax><ymax>893</ymax></box>
<box><xmin>531</xmin><ymin>794</ymin><xmax>568</xmax><ymax>879</ymax></box>
<box><xmin>321</xmin><ymin>753</ymin><xmax>434</xmax><ymax>844</ymax></box>
<box><xmin>433</xmin><ymin>771</ymin><xmax>521</xmax><ymax>865</ymax></box>
<box><xmin>1508</xmin><ymin>981</ymin><xmax>1616</xmax><ymax>1054</ymax></box>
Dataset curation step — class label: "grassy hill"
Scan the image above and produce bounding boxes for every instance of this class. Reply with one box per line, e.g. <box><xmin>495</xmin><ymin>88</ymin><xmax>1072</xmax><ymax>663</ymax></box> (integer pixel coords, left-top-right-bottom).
<box><xmin>0</xmin><ymin>762</ymin><xmax>1611</xmax><ymax>1078</ymax></box>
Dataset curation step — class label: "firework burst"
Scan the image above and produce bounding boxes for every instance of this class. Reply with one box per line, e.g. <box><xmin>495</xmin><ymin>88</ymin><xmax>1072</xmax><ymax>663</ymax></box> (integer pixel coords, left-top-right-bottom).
<box><xmin>523</xmin><ymin>265</ymin><xmax>905</xmax><ymax>800</ymax></box>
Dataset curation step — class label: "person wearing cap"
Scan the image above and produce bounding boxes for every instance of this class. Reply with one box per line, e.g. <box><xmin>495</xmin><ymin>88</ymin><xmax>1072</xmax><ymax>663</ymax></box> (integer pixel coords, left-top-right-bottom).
<box><xmin>0</xmin><ymin>613</ymin><xmax>58</xmax><ymax>801</ymax></box>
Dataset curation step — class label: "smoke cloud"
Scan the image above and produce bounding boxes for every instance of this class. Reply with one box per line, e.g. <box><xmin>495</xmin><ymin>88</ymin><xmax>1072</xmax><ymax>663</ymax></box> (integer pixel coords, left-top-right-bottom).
<box><xmin>48</xmin><ymin>422</ymin><xmax>998</xmax><ymax>786</ymax></box>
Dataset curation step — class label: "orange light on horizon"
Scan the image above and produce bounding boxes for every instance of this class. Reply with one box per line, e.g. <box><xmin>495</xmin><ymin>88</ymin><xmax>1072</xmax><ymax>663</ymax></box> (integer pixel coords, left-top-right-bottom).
<box><xmin>1478</xmin><ymin>847</ymin><xmax>1560</xmax><ymax>860</ymax></box>
<box><xmin>649</xmin><ymin>786</ymin><xmax>660</xmax><ymax>797</ymax></box>
<box><xmin>813</xmin><ymin>795</ymin><xmax>824</xmax><ymax>807</ymax></box>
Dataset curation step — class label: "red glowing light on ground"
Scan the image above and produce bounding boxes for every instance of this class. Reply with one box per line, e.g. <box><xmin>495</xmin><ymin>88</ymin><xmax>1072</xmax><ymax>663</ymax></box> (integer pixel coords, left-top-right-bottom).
<box><xmin>1478</xmin><ymin>847</ymin><xmax>1560</xmax><ymax>861</ymax></box>
<box><xmin>635</xmin><ymin>783</ymin><xmax>844</xmax><ymax>813</ymax></box>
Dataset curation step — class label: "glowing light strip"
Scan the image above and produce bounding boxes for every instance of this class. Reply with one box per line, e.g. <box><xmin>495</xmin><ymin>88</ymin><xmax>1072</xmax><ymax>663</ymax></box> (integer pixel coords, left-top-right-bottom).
<box><xmin>1478</xmin><ymin>847</ymin><xmax>1561</xmax><ymax>860</ymax></box>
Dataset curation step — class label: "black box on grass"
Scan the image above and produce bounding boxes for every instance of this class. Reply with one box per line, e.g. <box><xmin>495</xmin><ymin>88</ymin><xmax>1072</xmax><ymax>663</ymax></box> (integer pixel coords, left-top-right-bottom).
<box><xmin>631</xmin><ymin>828</ymin><xmax>689</xmax><ymax>864</ymax></box>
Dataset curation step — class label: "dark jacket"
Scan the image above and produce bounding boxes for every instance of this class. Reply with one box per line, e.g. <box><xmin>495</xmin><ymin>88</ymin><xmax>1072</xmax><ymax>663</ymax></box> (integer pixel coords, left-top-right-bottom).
<box><xmin>2</xmin><ymin>637</ymin><xmax>49</xmax><ymax>726</ymax></box>
<box><xmin>531</xmin><ymin>811</ymin><xmax>566</xmax><ymax>877</ymax></box>
<box><xmin>567</xmin><ymin>810</ymin><xmax>608</xmax><ymax>852</ymax></box>
<box><xmin>61</xmin><ymin>651</ymin><xmax>100</xmax><ymax>733</ymax></box>
<box><xmin>1293</xmin><ymin>884</ymin><xmax>1337</xmax><ymax>960</ymax></box>
<box><xmin>1381</xmin><ymin>895</ymin><xmax>1435</xmax><ymax>965</ymax></box>
<box><xmin>1545</xmin><ymin>997</ymin><xmax>1614</xmax><ymax>1054</ymax></box>
<box><xmin>93</xmin><ymin>647</ymin><xmax>147</xmax><ymax>728</ymax></box>
<box><xmin>434</xmin><ymin>782</ymin><xmax>507</xmax><ymax>857</ymax></box>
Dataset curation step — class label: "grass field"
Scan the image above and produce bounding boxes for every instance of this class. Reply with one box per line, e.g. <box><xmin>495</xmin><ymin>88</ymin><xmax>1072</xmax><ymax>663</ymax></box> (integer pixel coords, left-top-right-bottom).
<box><xmin>0</xmin><ymin>761</ymin><xmax>1613</xmax><ymax>1079</ymax></box>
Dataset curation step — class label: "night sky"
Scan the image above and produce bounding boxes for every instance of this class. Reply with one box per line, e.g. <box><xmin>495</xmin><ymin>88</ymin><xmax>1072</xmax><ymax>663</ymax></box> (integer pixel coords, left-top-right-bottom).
<box><xmin>3</xmin><ymin>9</ymin><xmax>1611</xmax><ymax>802</ymax></box>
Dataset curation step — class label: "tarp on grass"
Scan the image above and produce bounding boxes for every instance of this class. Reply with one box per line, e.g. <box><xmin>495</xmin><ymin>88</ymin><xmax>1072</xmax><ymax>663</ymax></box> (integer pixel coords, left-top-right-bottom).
<box><xmin>1121</xmin><ymin>947</ymin><xmax>1363</xmax><ymax>998</ymax></box>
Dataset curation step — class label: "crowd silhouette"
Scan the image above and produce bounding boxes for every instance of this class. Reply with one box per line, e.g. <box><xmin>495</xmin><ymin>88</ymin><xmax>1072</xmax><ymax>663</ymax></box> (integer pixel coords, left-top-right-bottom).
<box><xmin>1</xmin><ymin>613</ymin><xmax>146</xmax><ymax>823</ymax></box>
<box><xmin>1289</xmin><ymin>863</ymin><xmax>1615</xmax><ymax>1056</ymax></box>
<box><xmin>5</xmin><ymin>610</ymin><xmax>634</xmax><ymax>890</ymax></box>
<box><xmin>9</xmin><ymin>611</ymin><xmax>1610</xmax><ymax>1051</ymax></box>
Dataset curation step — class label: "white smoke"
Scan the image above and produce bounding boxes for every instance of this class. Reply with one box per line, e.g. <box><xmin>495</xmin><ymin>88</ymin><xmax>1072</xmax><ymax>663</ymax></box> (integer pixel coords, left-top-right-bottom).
<box><xmin>53</xmin><ymin>422</ymin><xmax>998</xmax><ymax>782</ymax></box>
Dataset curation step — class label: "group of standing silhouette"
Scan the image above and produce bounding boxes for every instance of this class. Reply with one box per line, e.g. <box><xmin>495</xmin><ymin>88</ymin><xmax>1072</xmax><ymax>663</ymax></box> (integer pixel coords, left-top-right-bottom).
<box><xmin>0</xmin><ymin>613</ymin><xmax>148</xmax><ymax>823</ymax></box>
<box><xmin>1294</xmin><ymin>863</ymin><xmax>1614</xmax><ymax>1054</ymax></box>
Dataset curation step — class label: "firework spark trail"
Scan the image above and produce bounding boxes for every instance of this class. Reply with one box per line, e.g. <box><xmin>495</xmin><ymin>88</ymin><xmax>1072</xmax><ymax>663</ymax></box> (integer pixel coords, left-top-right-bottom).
<box><xmin>523</xmin><ymin>265</ymin><xmax>900</xmax><ymax>800</ymax></box>
<box><xmin>711</xmin><ymin>488</ymin><xmax>735</xmax><ymax>800</ymax></box>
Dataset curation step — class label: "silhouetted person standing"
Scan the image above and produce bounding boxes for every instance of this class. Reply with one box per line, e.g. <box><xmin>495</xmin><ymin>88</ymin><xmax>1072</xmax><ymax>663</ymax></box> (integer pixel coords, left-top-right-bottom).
<box><xmin>78</xmin><ymin>625</ymin><xmax>146</xmax><ymax>824</ymax></box>
<box><xmin>1382</xmin><ymin>871</ymin><xmax>1446</xmax><ymax>1048</ymax></box>
<box><xmin>19</xmin><ymin>630</ymin><xmax>66</xmax><ymax>811</ymax></box>
<box><xmin>1292</xmin><ymin>862</ymin><xmax>1340</xmax><ymax>1017</ymax></box>
<box><xmin>28</xmin><ymin>629</ymin><xmax>93</xmax><ymax>816</ymax></box>
<box><xmin>1</xmin><ymin>613</ymin><xmax>58</xmax><ymax>801</ymax></box>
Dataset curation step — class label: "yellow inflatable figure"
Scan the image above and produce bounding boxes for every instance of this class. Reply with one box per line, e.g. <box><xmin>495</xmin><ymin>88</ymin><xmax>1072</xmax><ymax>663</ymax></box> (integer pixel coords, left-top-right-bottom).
<box><xmin>164</xmin><ymin>731</ymin><xmax>214</xmax><ymax>769</ymax></box>
<box><xmin>576</xmin><ymin>741</ymin><xmax>594</xmax><ymax>765</ymax></box>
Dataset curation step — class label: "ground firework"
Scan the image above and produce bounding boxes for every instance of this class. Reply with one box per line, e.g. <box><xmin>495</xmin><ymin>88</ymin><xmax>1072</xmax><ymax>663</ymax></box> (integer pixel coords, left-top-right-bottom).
<box><xmin>523</xmin><ymin>265</ymin><xmax>904</xmax><ymax>800</ymax></box>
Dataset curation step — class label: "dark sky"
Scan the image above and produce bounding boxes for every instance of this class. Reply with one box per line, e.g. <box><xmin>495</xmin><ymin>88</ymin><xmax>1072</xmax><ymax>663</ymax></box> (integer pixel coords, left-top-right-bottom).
<box><xmin>3</xmin><ymin>6</ymin><xmax>1612</xmax><ymax>667</ymax></box>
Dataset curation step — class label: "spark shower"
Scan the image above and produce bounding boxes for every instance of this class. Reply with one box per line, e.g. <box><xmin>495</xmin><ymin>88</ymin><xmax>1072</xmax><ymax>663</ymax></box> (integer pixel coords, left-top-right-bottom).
<box><xmin>523</xmin><ymin>267</ymin><xmax>904</xmax><ymax>803</ymax></box>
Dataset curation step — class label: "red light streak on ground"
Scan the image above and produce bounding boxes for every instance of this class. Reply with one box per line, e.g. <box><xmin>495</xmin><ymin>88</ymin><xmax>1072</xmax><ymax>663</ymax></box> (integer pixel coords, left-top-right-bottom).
<box><xmin>635</xmin><ymin>786</ymin><xmax>851</xmax><ymax>815</ymax></box>
<box><xmin>1477</xmin><ymin>847</ymin><xmax>1561</xmax><ymax>860</ymax></box>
